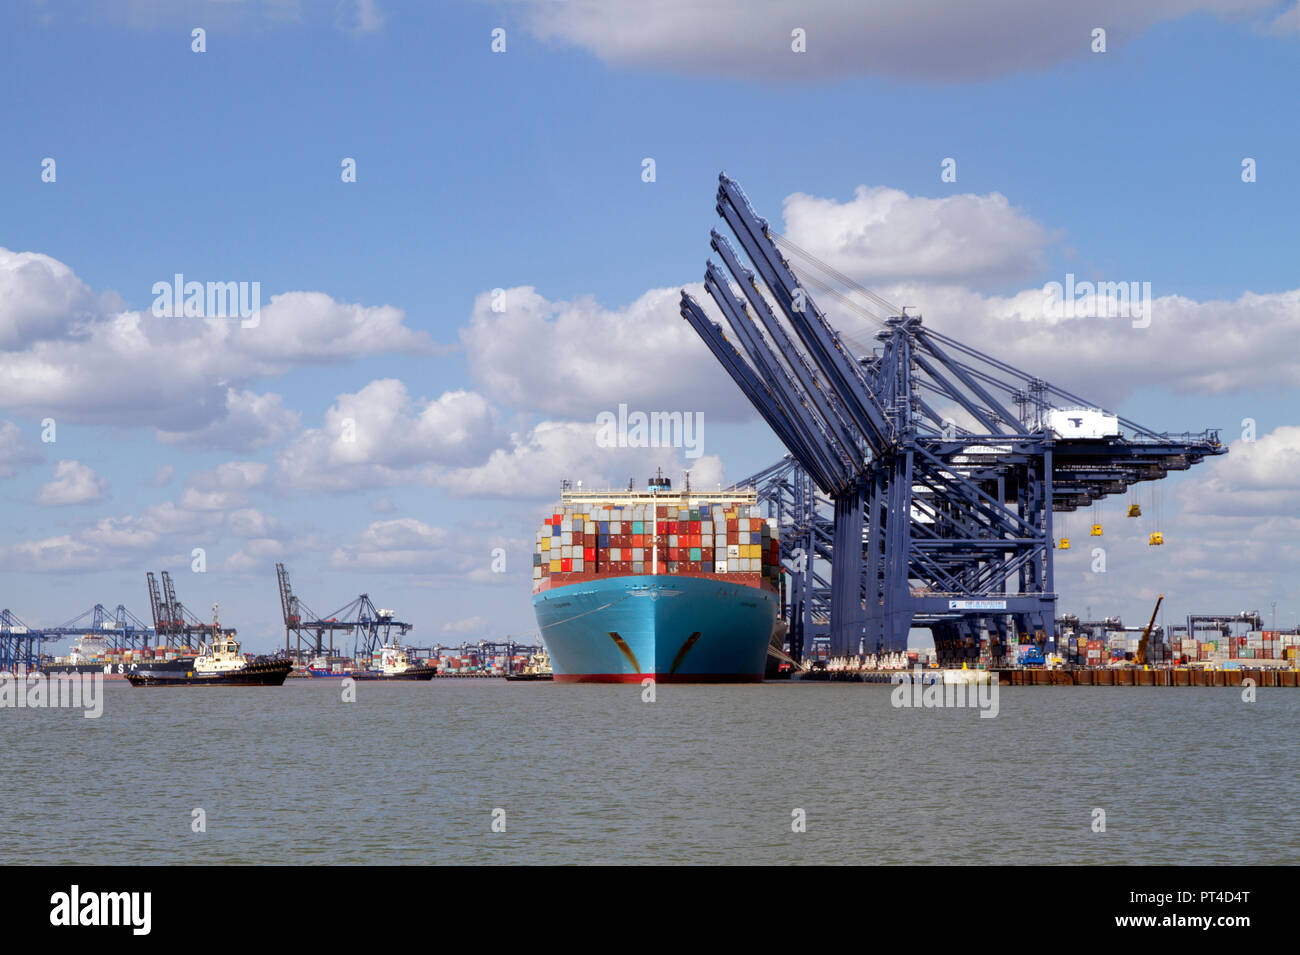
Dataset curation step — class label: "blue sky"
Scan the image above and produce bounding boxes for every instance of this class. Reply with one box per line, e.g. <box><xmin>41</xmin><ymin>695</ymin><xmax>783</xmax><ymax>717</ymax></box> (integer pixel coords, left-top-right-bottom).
<box><xmin>2</xmin><ymin>0</ymin><xmax>1298</xmax><ymax>649</ymax></box>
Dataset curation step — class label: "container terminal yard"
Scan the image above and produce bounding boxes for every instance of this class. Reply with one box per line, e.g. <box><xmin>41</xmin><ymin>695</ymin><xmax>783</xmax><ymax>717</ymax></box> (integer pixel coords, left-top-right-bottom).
<box><xmin>0</xmin><ymin>176</ymin><xmax>1294</xmax><ymax>689</ymax></box>
<box><xmin>0</xmin><ymin>566</ymin><xmax>544</xmax><ymax>680</ymax></box>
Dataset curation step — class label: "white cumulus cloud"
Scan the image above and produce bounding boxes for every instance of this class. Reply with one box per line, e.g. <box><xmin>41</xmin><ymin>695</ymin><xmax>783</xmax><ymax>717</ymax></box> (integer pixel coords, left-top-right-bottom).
<box><xmin>460</xmin><ymin>284</ymin><xmax>751</xmax><ymax>420</ymax></box>
<box><xmin>781</xmin><ymin>185</ymin><xmax>1054</xmax><ymax>286</ymax></box>
<box><xmin>0</xmin><ymin>420</ymin><xmax>44</xmax><ymax>477</ymax></box>
<box><xmin>157</xmin><ymin>388</ymin><xmax>301</xmax><ymax>452</ymax></box>
<box><xmin>437</xmin><ymin>418</ymin><xmax>726</xmax><ymax>499</ymax></box>
<box><xmin>36</xmin><ymin>460</ymin><xmax>107</xmax><ymax>506</ymax></box>
<box><xmin>276</xmin><ymin>380</ymin><xmax>502</xmax><ymax>492</ymax></box>
<box><xmin>505</xmin><ymin>0</ymin><xmax>1286</xmax><ymax>82</ymax></box>
<box><xmin>0</xmin><ymin>248</ymin><xmax>432</xmax><ymax>440</ymax></box>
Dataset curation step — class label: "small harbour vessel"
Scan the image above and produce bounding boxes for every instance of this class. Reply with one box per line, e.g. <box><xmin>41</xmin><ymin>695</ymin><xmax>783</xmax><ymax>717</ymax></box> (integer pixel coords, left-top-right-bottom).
<box><xmin>304</xmin><ymin>655</ymin><xmax>351</xmax><ymax>678</ymax></box>
<box><xmin>505</xmin><ymin>649</ymin><xmax>554</xmax><ymax>681</ymax></box>
<box><xmin>348</xmin><ymin>642</ymin><xmax>436</xmax><ymax>681</ymax></box>
<box><xmin>126</xmin><ymin>615</ymin><xmax>291</xmax><ymax>687</ymax></box>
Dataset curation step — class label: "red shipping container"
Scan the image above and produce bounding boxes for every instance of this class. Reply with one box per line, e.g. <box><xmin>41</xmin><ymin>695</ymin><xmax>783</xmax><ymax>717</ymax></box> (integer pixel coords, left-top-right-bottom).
<box><xmin>553</xmin><ymin>514</ymin><xmax>562</xmax><ymax>524</ymax></box>
<box><xmin>561</xmin><ymin>558</ymin><xmax>572</xmax><ymax>572</ymax></box>
<box><xmin>656</xmin><ymin>506</ymin><xmax>667</xmax><ymax>518</ymax></box>
<box><xmin>727</xmin><ymin>519</ymin><xmax>738</xmax><ymax>531</ymax></box>
<box><xmin>584</xmin><ymin>548</ymin><xmax>595</xmax><ymax>561</ymax></box>
<box><xmin>544</xmin><ymin>517</ymin><xmax>552</xmax><ymax>526</ymax></box>
<box><xmin>690</xmin><ymin>521</ymin><xmax>701</xmax><ymax>533</ymax></box>
<box><xmin>632</xmin><ymin>534</ymin><xmax>644</xmax><ymax>547</ymax></box>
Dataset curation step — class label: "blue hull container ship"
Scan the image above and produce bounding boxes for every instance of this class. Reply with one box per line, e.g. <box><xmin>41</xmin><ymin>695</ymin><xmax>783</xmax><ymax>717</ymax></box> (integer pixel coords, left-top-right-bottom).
<box><xmin>531</xmin><ymin>476</ymin><xmax>780</xmax><ymax>683</ymax></box>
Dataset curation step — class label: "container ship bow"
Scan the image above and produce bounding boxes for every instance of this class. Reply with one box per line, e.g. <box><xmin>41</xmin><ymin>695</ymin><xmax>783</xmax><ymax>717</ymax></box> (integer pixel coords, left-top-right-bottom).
<box><xmin>531</xmin><ymin>475</ymin><xmax>780</xmax><ymax>683</ymax></box>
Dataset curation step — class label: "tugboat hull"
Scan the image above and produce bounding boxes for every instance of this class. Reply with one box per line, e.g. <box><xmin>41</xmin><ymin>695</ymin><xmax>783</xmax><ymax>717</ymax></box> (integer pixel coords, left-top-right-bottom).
<box><xmin>126</xmin><ymin>659</ymin><xmax>293</xmax><ymax>687</ymax></box>
<box><xmin>349</xmin><ymin>666</ymin><xmax>437</xmax><ymax>681</ymax></box>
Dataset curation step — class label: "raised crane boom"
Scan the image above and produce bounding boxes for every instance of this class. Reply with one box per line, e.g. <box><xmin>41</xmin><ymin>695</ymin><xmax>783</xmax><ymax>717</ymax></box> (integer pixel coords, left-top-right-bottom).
<box><xmin>1136</xmin><ymin>594</ymin><xmax>1164</xmax><ymax>666</ymax></box>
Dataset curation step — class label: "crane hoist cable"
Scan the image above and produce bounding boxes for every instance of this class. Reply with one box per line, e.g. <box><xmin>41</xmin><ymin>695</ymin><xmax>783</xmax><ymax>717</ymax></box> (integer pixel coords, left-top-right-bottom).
<box><xmin>770</xmin><ymin>230</ymin><xmax>903</xmax><ymax>317</ymax></box>
<box><xmin>1148</xmin><ymin>484</ymin><xmax>1164</xmax><ymax>546</ymax></box>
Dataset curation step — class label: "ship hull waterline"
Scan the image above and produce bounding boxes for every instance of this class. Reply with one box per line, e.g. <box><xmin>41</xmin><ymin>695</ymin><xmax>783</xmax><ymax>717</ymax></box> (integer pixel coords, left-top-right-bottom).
<box><xmin>532</xmin><ymin>574</ymin><xmax>779</xmax><ymax>684</ymax></box>
<box><xmin>125</xmin><ymin>660</ymin><xmax>293</xmax><ymax>687</ymax></box>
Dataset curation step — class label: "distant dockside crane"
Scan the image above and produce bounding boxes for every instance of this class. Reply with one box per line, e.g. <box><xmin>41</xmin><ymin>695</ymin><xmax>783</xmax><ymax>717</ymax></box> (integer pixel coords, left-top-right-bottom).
<box><xmin>276</xmin><ymin>562</ymin><xmax>412</xmax><ymax>662</ymax></box>
<box><xmin>145</xmin><ymin>571</ymin><xmax>228</xmax><ymax>649</ymax></box>
<box><xmin>1</xmin><ymin>601</ymin><xmax>156</xmax><ymax>671</ymax></box>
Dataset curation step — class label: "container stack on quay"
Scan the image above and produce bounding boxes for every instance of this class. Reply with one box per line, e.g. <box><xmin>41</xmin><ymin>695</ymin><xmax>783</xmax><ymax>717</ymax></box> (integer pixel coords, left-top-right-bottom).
<box><xmin>1227</xmin><ymin>630</ymin><xmax>1296</xmax><ymax>662</ymax></box>
<box><xmin>100</xmin><ymin>646</ymin><xmax>192</xmax><ymax>667</ymax></box>
<box><xmin>423</xmin><ymin>651</ymin><xmax>531</xmax><ymax>676</ymax></box>
<box><xmin>1066</xmin><ymin>639</ymin><xmax>1106</xmax><ymax>667</ymax></box>
<box><xmin>1168</xmin><ymin>630</ymin><xmax>1298</xmax><ymax>664</ymax></box>
<box><xmin>533</xmin><ymin>499</ymin><xmax>780</xmax><ymax>590</ymax></box>
<box><xmin>1052</xmin><ymin>627</ymin><xmax>1300</xmax><ymax>666</ymax></box>
<box><xmin>1054</xmin><ymin>630</ymin><xmax>1300</xmax><ymax>667</ymax></box>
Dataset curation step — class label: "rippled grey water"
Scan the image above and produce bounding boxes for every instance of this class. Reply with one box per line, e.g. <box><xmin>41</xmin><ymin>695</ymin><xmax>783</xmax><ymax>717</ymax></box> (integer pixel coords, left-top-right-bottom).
<box><xmin>4</xmin><ymin>679</ymin><xmax>1298</xmax><ymax>865</ymax></box>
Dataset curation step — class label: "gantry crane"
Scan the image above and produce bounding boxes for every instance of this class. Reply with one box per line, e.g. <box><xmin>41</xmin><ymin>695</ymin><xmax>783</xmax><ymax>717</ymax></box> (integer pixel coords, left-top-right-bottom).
<box><xmin>0</xmin><ymin>602</ymin><xmax>158</xmax><ymax>672</ymax></box>
<box><xmin>276</xmin><ymin>562</ymin><xmax>413</xmax><ymax>661</ymax></box>
<box><xmin>0</xmin><ymin>609</ymin><xmax>44</xmax><ymax>673</ymax></box>
<box><xmin>684</xmin><ymin>174</ymin><xmax>1226</xmax><ymax>664</ymax></box>
<box><xmin>39</xmin><ymin>603</ymin><xmax>155</xmax><ymax>651</ymax></box>
<box><xmin>145</xmin><ymin>571</ymin><xmax>227</xmax><ymax>648</ymax></box>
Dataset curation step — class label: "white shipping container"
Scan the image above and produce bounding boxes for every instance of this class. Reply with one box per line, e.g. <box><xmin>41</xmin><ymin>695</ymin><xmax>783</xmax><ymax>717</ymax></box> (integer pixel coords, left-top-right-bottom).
<box><xmin>1044</xmin><ymin>408</ymin><xmax>1120</xmax><ymax>439</ymax></box>
<box><xmin>715</xmin><ymin>562</ymin><xmax>728</xmax><ymax>573</ymax></box>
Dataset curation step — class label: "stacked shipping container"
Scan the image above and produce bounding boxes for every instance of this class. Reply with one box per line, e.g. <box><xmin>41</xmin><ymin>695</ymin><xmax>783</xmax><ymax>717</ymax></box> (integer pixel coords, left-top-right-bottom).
<box><xmin>533</xmin><ymin>495</ymin><xmax>780</xmax><ymax>594</ymax></box>
<box><xmin>1052</xmin><ymin>629</ymin><xmax>1300</xmax><ymax>667</ymax></box>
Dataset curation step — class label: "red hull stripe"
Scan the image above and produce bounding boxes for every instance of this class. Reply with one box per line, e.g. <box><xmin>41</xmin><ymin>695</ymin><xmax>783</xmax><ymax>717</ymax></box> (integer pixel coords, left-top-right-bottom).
<box><xmin>553</xmin><ymin>673</ymin><xmax>763</xmax><ymax>684</ymax></box>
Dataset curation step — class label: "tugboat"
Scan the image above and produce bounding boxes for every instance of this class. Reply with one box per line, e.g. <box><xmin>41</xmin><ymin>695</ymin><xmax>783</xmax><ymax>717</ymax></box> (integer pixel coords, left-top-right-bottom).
<box><xmin>349</xmin><ymin>642</ymin><xmax>436</xmax><ymax>681</ymax></box>
<box><xmin>505</xmin><ymin>649</ymin><xmax>554</xmax><ymax>682</ymax></box>
<box><xmin>126</xmin><ymin>608</ymin><xmax>292</xmax><ymax>687</ymax></box>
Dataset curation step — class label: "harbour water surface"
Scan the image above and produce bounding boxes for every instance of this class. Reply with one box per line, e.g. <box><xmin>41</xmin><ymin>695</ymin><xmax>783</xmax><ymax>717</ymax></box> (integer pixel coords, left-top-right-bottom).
<box><xmin>5</xmin><ymin>680</ymin><xmax>1297</xmax><ymax>865</ymax></box>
